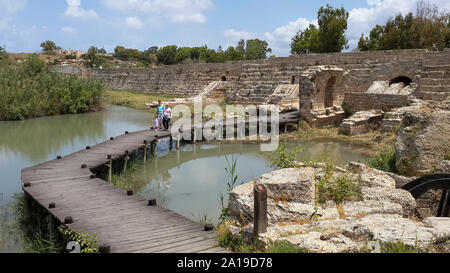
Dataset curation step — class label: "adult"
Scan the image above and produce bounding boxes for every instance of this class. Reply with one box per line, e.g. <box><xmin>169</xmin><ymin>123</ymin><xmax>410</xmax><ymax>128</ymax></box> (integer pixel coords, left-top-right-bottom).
<box><xmin>163</xmin><ymin>104</ymin><xmax>172</xmax><ymax>130</ymax></box>
<box><xmin>156</xmin><ymin>100</ymin><xmax>165</xmax><ymax>126</ymax></box>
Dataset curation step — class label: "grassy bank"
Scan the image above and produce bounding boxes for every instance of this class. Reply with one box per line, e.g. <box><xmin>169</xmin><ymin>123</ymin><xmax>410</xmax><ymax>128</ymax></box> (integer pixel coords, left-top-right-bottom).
<box><xmin>103</xmin><ymin>89</ymin><xmax>177</xmax><ymax>111</ymax></box>
<box><xmin>0</xmin><ymin>55</ymin><xmax>104</xmax><ymax>121</ymax></box>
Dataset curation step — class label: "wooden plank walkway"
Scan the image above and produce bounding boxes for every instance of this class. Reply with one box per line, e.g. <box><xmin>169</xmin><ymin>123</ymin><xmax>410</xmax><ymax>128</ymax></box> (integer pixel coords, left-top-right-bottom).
<box><xmin>21</xmin><ymin>111</ymin><xmax>300</xmax><ymax>253</ymax></box>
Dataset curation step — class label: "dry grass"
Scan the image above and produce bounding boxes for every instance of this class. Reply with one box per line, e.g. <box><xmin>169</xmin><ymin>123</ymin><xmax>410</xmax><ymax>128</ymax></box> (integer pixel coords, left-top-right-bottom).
<box><xmin>274</xmin><ymin>193</ymin><xmax>293</xmax><ymax>204</ymax></box>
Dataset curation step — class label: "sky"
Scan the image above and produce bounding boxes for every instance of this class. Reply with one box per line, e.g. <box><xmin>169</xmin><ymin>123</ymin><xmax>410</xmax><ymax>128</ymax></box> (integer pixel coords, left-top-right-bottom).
<box><xmin>1</xmin><ymin>0</ymin><xmax>449</xmax><ymax>56</ymax></box>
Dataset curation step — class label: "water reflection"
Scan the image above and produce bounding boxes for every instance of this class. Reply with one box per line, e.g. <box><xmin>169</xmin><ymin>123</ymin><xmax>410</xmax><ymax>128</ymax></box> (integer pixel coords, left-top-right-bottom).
<box><xmin>122</xmin><ymin>140</ymin><xmax>368</xmax><ymax>223</ymax></box>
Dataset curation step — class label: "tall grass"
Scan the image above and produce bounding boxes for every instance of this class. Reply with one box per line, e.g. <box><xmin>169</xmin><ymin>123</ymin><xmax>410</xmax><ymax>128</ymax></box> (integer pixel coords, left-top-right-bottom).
<box><xmin>0</xmin><ymin>55</ymin><xmax>104</xmax><ymax>120</ymax></box>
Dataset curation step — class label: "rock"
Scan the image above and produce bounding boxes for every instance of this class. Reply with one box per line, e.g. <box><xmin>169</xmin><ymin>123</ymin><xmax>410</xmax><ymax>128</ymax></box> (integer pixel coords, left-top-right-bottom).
<box><xmin>284</xmin><ymin>232</ymin><xmax>359</xmax><ymax>253</ymax></box>
<box><xmin>436</xmin><ymin>160</ymin><xmax>450</xmax><ymax>173</ymax></box>
<box><xmin>229</xmin><ymin>182</ymin><xmax>254</xmax><ymax>224</ymax></box>
<box><xmin>386</xmin><ymin>172</ymin><xmax>415</xmax><ymax>188</ymax></box>
<box><xmin>339</xmin><ymin>110</ymin><xmax>382</xmax><ymax>136</ymax></box>
<box><xmin>422</xmin><ymin>217</ymin><xmax>450</xmax><ymax>243</ymax></box>
<box><xmin>346</xmin><ymin>162</ymin><xmax>396</xmax><ymax>188</ymax></box>
<box><xmin>361</xmin><ymin>187</ymin><xmax>416</xmax><ymax>217</ymax></box>
<box><xmin>258</xmin><ymin>167</ymin><xmax>316</xmax><ymax>205</ymax></box>
<box><xmin>342</xmin><ymin>200</ymin><xmax>404</xmax><ymax>218</ymax></box>
<box><xmin>395</xmin><ymin>109</ymin><xmax>450</xmax><ymax>176</ymax></box>
<box><xmin>343</xmin><ymin>214</ymin><xmax>436</xmax><ymax>248</ymax></box>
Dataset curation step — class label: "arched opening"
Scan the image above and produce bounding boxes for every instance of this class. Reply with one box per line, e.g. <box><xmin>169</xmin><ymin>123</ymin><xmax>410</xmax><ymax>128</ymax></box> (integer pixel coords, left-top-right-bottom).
<box><xmin>389</xmin><ymin>76</ymin><xmax>412</xmax><ymax>86</ymax></box>
<box><xmin>290</xmin><ymin>76</ymin><xmax>296</xmax><ymax>84</ymax></box>
<box><xmin>221</xmin><ymin>76</ymin><xmax>227</xmax><ymax>82</ymax></box>
<box><xmin>324</xmin><ymin>76</ymin><xmax>336</xmax><ymax>108</ymax></box>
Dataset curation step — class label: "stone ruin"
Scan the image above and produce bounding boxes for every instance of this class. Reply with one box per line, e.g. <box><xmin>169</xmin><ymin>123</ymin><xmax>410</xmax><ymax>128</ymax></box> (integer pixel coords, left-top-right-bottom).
<box><xmin>228</xmin><ymin>162</ymin><xmax>450</xmax><ymax>253</ymax></box>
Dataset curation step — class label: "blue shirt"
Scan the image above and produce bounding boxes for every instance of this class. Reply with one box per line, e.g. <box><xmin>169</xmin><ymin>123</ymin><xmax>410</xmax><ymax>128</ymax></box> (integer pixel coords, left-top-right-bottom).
<box><xmin>157</xmin><ymin>105</ymin><xmax>165</xmax><ymax>118</ymax></box>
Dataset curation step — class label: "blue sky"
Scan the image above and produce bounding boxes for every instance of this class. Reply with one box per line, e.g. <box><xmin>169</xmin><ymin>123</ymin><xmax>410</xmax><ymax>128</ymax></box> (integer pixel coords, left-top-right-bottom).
<box><xmin>1</xmin><ymin>0</ymin><xmax>449</xmax><ymax>56</ymax></box>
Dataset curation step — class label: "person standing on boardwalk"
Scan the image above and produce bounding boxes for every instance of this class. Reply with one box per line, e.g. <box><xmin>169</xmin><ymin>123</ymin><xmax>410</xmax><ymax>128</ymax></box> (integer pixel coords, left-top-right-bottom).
<box><xmin>153</xmin><ymin>114</ymin><xmax>159</xmax><ymax>131</ymax></box>
<box><xmin>163</xmin><ymin>104</ymin><xmax>172</xmax><ymax>130</ymax></box>
<box><xmin>157</xmin><ymin>100</ymin><xmax>165</xmax><ymax>127</ymax></box>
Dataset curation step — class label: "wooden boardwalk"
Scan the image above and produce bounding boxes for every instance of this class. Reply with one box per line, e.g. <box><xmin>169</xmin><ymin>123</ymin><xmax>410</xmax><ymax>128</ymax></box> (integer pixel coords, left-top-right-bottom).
<box><xmin>21</xmin><ymin>111</ymin><xmax>300</xmax><ymax>253</ymax></box>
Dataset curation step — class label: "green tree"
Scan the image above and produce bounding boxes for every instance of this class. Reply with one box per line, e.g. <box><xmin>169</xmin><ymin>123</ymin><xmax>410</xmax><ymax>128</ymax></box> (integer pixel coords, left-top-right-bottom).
<box><xmin>357</xmin><ymin>25</ymin><xmax>383</xmax><ymax>51</ymax></box>
<box><xmin>82</xmin><ymin>46</ymin><xmax>106</xmax><ymax>68</ymax></box>
<box><xmin>245</xmin><ymin>39</ymin><xmax>272</xmax><ymax>60</ymax></box>
<box><xmin>40</xmin><ymin>40</ymin><xmax>60</xmax><ymax>53</ymax></box>
<box><xmin>358</xmin><ymin>1</ymin><xmax>450</xmax><ymax>51</ymax></box>
<box><xmin>156</xmin><ymin>45</ymin><xmax>178</xmax><ymax>65</ymax></box>
<box><xmin>290</xmin><ymin>24</ymin><xmax>320</xmax><ymax>54</ymax></box>
<box><xmin>0</xmin><ymin>46</ymin><xmax>6</xmax><ymax>60</ymax></box>
<box><xmin>317</xmin><ymin>4</ymin><xmax>349</xmax><ymax>52</ymax></box>
<box><xmin>113</xmin><ymin>46</ymin><xmax>141</xmax><ymax>61</ymax></box>
<box><xmin>224</xmin><ymin>46</ymin><xmax>244</xmax><ymax>61</ymax></box>
<box><xmin>290</xmin><ymin>5</ymin><xmax>348</xmax><ymax>54</ymax></box>
<box><xmin>174</xmin><ymin>47</ymin><xmax>192</xmax><ymax>64</ymax></box>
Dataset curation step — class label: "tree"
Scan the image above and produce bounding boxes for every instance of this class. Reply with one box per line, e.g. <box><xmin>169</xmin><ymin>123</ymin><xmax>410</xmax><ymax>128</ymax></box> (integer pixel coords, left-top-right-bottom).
<box><xmin>223</xmin><ymin>46</ymin><xmax>242</xmax><ymax>61</ymax></box>
<box><xmin>290</xmin><ymin>24</ymin><xmax>320</xmax><ymax>54</ymax></box>
<box><xmin>358</xmin><ymin>1</ymin><xmax>450</xmax><ymax>51</ymax></box>
<box><xmin>40</xmin><ymin>40</ymin><xmax>60</xmax><ymax>53</ymax></box>
<box><xmin>82</xmin><ymin>46</ymin><xmax>106</xmax><ymax>68</ymax></box>
<box><xmin>290</xmin><ymin>5</ymin><xmax>348</xmax><ymax>54</ymax></box>
<box><xmin>156</xmin><ymin>45</ymin><xmax>178</xmax><ymax>65</ymax></box>
<box><xmin>245</xmin><ymin>39</ymin><xmax>272</xmax><ymax>60</ymax></box>
<box><xmin>175</xmin><ymin>47</ymin><xmax>192</xmax><ymax>64</ymax></box>
<box><xmin>316</xmin><ymin>4</ymin><xmax>349</xmax><ymax>52</ymax></box>
<box><xmin>0</xmin><ymin>46</ymin><xmax>6</xmax><ymax>60</ymax></box>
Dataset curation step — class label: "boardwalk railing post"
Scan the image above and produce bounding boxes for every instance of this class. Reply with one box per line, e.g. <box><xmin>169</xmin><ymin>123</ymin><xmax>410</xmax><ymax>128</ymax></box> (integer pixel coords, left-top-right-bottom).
<box><xmin>153</xmin><ymin>140</ymin><xmax>158</xmax><ymax>156</ymax></box>
<box><xmin>143</xmin><ymin>140</ymin><xmax>148</xmax><ymax>163</ymax></box>
<box><xmin>193</xmin><ymin>127</ymin><xmax>197</xmax><ymax>144</ymax></box>
<box><xmin>169</xmin><ymin>136</ymin><xmax>173</xmax><ymax>151</ymax></box>
<box><xmin>177</xmin><ymin>132</ymin><xmax>181</xmax><ymax>150</ymax></box>
<box><xmin>123</xmin><ymin>155</ymin><xmax>129</xmax><ymax>173</ymax></box>
<box><xmin>107</xmin><ymin>155</ymin><xmax>112</xmax><ymax>183</ymax></box>
<box><xmin>47</xmin><ymin>214</ymin><xmax>56</xmax><ymax>241</ymax></box>
<box><xmin>253</xmin><ymin>184</ymin><xmax>268</xmax><ymax>238</ymax></box>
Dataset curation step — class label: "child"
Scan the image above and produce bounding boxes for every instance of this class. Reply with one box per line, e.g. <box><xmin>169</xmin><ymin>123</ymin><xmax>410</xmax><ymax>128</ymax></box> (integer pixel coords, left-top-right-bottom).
<box><xmin>154</xmin><ymin>115</ymin><xmax>159</xmax><ymax>131</ymax></box>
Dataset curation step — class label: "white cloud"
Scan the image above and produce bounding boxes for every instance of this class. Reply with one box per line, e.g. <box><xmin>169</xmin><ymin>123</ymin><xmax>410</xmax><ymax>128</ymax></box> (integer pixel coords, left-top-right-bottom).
<box><xmin>0</xmin><ymin>0</ymin><xmax>26</xmax><ymax>15</ymax></box>
<box><xmin>65</xmin><ymin>0</ymin><xmax>98</xmax><ymax>20</ymax></box>
<box><xmin>126</xmin><ymin>16</ymin><xmax>144</xmax><ymax>29</ymax></box>
<box><xmin>101</xmin><ymin>0</ymin><xmax>213</xmax><ymax>24</ymax></box>
<box><xmin>62</xmin><ymin>26</ymin><xmax>78</xmax><ymax>35</ymax></box>
<box><xmin>224</xmin><ymin>29</ymin><xmax>258</xmax><ymax>42</ymax></box>
<box><xmin>264</xmin><ymin>17</ymin><xmax>317</xmax><ymax>55</ymax></box>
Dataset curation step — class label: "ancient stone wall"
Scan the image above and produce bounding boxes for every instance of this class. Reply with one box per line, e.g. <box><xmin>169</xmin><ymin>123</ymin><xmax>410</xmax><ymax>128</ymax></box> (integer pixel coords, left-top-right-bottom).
<box><xmin>344</xmin><ymin>93</ymin><xmax>410</xmax><ymax>112</ymax></box>
<box><xmin>87</xmin><ymin>49</ymin><xmax>449</xmax><ymax>103</ymax></box>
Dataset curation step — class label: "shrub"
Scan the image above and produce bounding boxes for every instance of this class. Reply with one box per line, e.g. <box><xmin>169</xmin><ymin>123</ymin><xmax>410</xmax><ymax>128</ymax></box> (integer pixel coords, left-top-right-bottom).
<box><xmin>263</xmin><ymin>141</ymin><xmax>302</xmax><ymax>170</ymax></box>
<box><xmin>367</xmin><ymin>149</ymin><xmax>398</xmax><ymax>174</ymax></box>
<box><xmin>341</xmin><ymin>102</ymin><xmax>355</xmax><ymax>116</ymax></box>
<box><xmin>0</xmin><ymin>55</ymin><xmax>104</xmax><ymax>120</ymax></box>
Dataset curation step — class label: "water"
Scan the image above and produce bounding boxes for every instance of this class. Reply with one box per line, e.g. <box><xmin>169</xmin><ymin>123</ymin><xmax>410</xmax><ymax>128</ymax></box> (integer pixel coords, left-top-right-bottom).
<box><xmin>120</xmin><ymin>140</ymin><xmax>369</xmax><ymax>224</ymax></box>
<box><xmin>0</xmin><ymin>105</ymin><xmax>368</xmax><ymax>252</ymax></box>
<box><xmin>0</xmin><ymin>105</ymin><xmax>153</xmax><ymax>252</ymax></box>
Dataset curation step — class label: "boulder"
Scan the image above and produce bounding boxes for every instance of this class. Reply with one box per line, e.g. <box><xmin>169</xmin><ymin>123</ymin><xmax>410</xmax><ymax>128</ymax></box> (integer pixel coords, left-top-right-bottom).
<box><xmin>395</xmin><ymin>109</ymin><xmax>450</xmax><ymax>176</ymax></box>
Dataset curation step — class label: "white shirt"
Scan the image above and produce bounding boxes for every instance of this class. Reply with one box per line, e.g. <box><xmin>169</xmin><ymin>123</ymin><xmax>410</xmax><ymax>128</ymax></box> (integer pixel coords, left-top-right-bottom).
<box><xmin>164</xmin><ymin>108</ymin><xmax>172</xmax><ymax>119</ymax></box>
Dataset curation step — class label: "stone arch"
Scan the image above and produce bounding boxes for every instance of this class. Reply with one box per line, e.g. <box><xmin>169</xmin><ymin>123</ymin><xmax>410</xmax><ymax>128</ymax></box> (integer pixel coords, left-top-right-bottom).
<box><xmin>324</xmin><ymin>76</ymin><xmax>336</xmax><ymax>108</ymax></box>
<box><xmin>389</xmin><ymin>76</ymin><xmax>412</xmax><ymax>86</ymax></box>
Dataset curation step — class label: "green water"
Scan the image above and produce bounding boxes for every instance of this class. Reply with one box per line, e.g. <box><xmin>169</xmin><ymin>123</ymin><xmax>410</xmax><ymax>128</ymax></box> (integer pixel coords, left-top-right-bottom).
<box><xmin>0</xmin><ymin>105</ymin><xmax>369</xmax><ymax>252</ymax></box>
<box><xmin>116</xmin><ymin>140</ymin><xmax>369</xmax><ymax>224</ymax></box>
